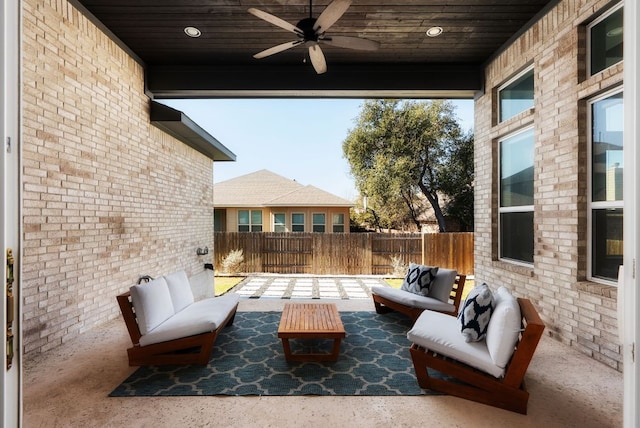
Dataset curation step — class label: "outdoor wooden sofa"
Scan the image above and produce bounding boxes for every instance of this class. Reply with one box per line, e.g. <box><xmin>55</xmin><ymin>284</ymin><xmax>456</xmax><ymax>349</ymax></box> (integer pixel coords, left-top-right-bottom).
<box><xmin>407</xmin><ymin>289</ymin><xmax>545</xmax><ymax>414</ymax></box>
<box><xmin>117</xmin><ymin>270</ymin><xmax>239</xmax><ymax>366</ymax></box>
<box><xmin>371</xmin><ymin>268</ymin><xmax>467</xmax><ymax>321</ymax></box>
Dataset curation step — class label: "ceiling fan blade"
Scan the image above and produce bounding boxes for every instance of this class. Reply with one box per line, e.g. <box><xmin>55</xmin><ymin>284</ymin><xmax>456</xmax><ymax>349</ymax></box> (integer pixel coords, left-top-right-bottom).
<box><xmin>254</xmin><ymin>40</ymin><xmax>303</xmax><ymax>59</ymax></box>
<box><xmin>313</xmin><ymin>0</ymin><xmax>352</xmax><ymax>34</ymax></box>
<box><xmin>248</xmin><ymin>8</ymin><xmax>303</xmax><ymax>36</ymax></box>
<box><xmin>308</xmin><ymin>44</ymin><xmax>327</xmax><ymax>74</ymax></box>
<box><xmin>322</xmin><ymin>35</ymin><xmax>380</xmax><ymax>51</ymax></box>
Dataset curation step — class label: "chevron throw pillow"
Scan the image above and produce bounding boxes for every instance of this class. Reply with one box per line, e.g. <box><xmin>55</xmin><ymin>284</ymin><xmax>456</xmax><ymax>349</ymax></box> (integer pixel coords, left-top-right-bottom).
<box><xmin>400</xmin><ymin>263</ymin><xmax>439</xmax><ymax>297</ymax></box>
<box><xmin>458</xmin><ymin>283</ymin><xmax>495</xmax><ymax>342</ymax></box>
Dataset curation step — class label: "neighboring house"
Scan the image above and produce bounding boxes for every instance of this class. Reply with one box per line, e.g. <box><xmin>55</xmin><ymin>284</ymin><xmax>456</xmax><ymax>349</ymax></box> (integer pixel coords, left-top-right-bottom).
<box><xmin>213</xmin><ymin>170</ymin><xmax>354</xmax><ymax>233</ymax></box>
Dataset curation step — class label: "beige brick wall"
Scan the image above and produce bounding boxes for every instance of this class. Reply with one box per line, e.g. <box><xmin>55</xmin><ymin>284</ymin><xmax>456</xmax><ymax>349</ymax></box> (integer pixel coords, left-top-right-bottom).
<box><xmin>475</xmin><ymin>0</ymin><xmax>623</xmax><ymax>370</ymax></box>
<box><xmin>21</xmin><ymin>0</ymin><xmax>215</xmax><ymax>354</ymax></box>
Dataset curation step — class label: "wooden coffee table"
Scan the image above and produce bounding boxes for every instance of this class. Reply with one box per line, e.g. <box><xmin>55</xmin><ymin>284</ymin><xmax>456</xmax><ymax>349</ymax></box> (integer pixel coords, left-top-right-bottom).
<box><xmin>278</xmin><ymin>303</ymin><xmax>346</xmax><ymax>362</ymax></box>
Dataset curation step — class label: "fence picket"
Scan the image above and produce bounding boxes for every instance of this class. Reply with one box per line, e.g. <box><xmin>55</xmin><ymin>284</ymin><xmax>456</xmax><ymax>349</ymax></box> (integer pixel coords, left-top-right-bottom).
<box><xmin>214</xmin><ymin>232</ymin><xmax>474</xmax><ymax>276</ymax></box>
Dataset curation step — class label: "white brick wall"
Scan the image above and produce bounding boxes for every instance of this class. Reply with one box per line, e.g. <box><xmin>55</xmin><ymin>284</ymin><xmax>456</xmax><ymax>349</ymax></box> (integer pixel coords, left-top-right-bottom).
<box><xmin>22</xmin><ymin>0</ymin><xmax>215</xmax><ymax>354</ymax></box>
<box><xmin>475</xmin><ymin>0</ymin><xmax>623</xmax><ymax>370</ymax></box>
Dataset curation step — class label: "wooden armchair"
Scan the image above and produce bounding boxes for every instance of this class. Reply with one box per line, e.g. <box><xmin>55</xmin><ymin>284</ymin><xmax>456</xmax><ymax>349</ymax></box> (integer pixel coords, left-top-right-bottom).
<box><xmin>117</xmin><ymin>290</ymin><xmax>238</xmax><ymax>366</ymax></box>
<box><xmin>116</xmin><ymin>272</ymin><xmax>239</xmax><ymax>366</ymax></box>
<box><xmin>408</xmin><ymin>297</ymin><xmax>545</xmax><ymax>414</ymax></box>
<box><xmin>372</xmin><ymin>273</ymin><xmax>467</xmax><ymax>321</ymax></box>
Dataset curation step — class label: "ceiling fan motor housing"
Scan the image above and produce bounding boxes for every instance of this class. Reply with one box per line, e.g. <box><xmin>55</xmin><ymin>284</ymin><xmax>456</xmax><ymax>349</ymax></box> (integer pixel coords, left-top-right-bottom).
<box><xmin>296</xmin><ymin>17</ymin><xmax>319</xmax><ymax>41</ymax></box>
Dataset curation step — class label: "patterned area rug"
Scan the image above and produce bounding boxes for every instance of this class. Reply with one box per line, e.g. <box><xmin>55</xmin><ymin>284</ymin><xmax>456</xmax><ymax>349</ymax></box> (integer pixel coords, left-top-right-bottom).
<box><xmin>110</xmin><ymin>311</ymin><xmax>440</xmax><ymax>396</ymax></box>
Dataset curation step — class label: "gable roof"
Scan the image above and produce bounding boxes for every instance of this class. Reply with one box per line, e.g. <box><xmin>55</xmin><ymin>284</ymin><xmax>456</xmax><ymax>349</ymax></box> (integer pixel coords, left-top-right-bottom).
<box><xmin>214</xmin><ymin>170</ymin><xmax>354</xmax><ymax>207</ymax></box>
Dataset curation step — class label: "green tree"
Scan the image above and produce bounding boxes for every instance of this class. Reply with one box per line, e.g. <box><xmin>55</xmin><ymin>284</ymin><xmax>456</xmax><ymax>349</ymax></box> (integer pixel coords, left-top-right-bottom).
<box><xmin>343</xmin><ymin>99</ymin><xmax>473</xmax><ymax>232</ymax></box>
<box><xmin>439</xmin><ymin>131</ymin><xmax>474</xmax><ymax>231</ymax></box>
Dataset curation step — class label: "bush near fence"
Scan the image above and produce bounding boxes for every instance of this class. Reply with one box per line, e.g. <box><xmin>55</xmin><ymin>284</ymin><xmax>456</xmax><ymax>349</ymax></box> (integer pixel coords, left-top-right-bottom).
<box><xmin>213</xmin><ymin>232</ymin><xmax>474</xmax><ymax>276</ymax></box>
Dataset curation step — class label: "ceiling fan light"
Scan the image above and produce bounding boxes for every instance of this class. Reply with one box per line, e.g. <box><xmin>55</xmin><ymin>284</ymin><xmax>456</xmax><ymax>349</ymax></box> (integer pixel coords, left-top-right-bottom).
<box><xmin>184</xmin><ymin>27</ymin><xmax>202</xmax><ymax>38</ymax></box>
<box><xmin>426</xmin><ymin>26</ymin><xmax>443</xmax><ymax>37</ymax></box>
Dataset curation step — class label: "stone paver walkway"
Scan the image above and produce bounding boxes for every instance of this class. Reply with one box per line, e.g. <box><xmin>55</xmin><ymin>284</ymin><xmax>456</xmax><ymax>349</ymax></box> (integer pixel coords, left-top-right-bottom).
<box><xmin>231</xmin><ymin>276</ymin><xmax>389</xmax><ymax>299</ymax></box>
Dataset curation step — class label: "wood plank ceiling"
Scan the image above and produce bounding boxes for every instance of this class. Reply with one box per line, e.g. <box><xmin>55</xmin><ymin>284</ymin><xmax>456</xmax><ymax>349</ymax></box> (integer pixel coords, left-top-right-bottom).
<box><xmin>72</xmin><ymin>0</ymin><xmax>557</xmax><ymax>97</ymax></box>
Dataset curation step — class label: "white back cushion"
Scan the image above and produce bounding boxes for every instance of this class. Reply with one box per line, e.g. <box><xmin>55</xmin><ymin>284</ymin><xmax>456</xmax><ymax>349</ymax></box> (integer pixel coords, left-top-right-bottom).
<box><xmin>486</xmin><ymin>286</ymin><xmax>522</xmax><ymax>368</ymax></box>
<box><xmin>427</xmin><ymin>268</ymin><xmax>457</xmax><ymax>303</ymax></box>
<box><xmin>164</xmin><ymin>270</ymin><xmax>195</xmax><ymax>312</ymax></box>
<box><xmin>129</xmin><ymin>276</ymin><xmax>174</xmax><ymax>335</ymax></box>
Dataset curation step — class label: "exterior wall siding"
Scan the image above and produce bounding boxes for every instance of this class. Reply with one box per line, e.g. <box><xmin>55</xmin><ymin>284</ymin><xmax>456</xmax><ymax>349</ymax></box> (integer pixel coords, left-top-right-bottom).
<box><xmin>475</xmin><ymin>0</ymin><xmax>623</xmax><ymax>370</ymax></box>
<box><xmin>21</xmin><ymin>0</ymin><xmax>215</xmax><ymax>354</ymax></box>
<box><xmin>221</xmin><ymin>207</ymin><xmax>351</xmax><ymax>233</ymax></box>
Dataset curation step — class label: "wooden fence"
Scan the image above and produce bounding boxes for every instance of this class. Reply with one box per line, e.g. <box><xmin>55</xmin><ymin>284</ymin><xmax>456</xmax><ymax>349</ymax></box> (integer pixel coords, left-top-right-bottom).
<box><xmin>213</xmin><ymin>232</ymin><xmax>474</xmax><ymax>276</ymax></box>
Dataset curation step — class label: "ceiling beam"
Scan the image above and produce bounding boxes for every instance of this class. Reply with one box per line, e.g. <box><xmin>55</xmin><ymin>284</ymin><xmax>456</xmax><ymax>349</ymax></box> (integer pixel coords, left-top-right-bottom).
<box><xmin>146</xmin><ymin>64</ymin><xmax>482</xmax><ymax>99</ymax></box>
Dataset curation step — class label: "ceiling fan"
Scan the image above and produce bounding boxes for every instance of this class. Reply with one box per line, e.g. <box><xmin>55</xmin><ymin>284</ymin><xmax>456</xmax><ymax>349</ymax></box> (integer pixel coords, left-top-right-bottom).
<box><xmin>248</xmin><ymin>0</ymin><xmax>379</xmax><ymax>74</ymax></box>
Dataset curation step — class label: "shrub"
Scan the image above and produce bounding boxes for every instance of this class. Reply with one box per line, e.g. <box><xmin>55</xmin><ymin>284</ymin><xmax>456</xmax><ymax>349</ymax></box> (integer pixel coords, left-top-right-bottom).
<box><xmin>390</xmin><ymin>255</ymin><xmax>407</xmax><ymax>277</ymax></box>
<box><xmin>221</xmin><ymin>249</ymin><xmax>244</xmax><ymax>274</ymax></box>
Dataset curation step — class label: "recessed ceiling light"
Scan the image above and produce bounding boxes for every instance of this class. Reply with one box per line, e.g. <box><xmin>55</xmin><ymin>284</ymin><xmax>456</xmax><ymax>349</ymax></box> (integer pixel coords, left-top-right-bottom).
<box><xmin>184</xmin><ymin>26</ymin><xmax>202</xmax><ymax>38</ymax></box>
<box><xmin>426</xmin><ymin>26</ymin><xmax>443</xmax><ymax>37</ymax></box>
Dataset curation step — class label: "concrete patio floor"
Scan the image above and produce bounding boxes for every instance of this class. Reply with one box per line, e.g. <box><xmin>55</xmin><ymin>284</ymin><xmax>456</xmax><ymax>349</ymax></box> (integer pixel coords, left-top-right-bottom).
<box><xmin>24</xmin><ymin>297</ymin><xmax>623</xmax><ymax>428</ymax></box>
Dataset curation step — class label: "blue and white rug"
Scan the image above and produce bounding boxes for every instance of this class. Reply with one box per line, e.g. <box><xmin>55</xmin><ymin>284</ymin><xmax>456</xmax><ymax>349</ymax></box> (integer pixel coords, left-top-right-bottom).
<box><xmin>110</xmin><ymin>311</ymin><xmax>441</xmax><ymax>396</ymax></box>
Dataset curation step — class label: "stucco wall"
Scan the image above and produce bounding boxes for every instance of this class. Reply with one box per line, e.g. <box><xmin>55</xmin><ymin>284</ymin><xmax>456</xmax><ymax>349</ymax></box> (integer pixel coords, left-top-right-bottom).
<box><xmin>220</xmin><ymin>207</ymin><xmax>351</xmax><ymax>233</ymax></box>
<box><xmin>21</xmin><ymin>0</ymin><xmax>215</xmax><ymax>354</ymax></box>
<box><xmin>475</xmin><ymin>0</ymin><xmax>623</xmax><ymax>370</ymax></box>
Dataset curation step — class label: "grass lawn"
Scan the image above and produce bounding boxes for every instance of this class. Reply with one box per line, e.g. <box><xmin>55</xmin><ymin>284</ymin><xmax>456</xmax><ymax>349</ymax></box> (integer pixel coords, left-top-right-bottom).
<box><xmin>214</xmin><ymin>276</ymin><xmax>245</xmax><ymax>296</ymax></box>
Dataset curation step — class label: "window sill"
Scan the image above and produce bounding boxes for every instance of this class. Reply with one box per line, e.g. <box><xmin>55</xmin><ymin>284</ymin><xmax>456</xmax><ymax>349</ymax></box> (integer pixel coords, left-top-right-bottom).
<box><xmin>575</xmin><ymin>281</ymin><xmax>617</xmax><ymax>299</ymax></box>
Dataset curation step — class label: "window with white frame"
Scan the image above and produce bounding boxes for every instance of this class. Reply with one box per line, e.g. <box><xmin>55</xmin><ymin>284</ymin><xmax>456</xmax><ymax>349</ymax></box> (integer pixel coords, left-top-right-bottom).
<box><xmin>238</xmin><ymin>209</ymin><xmax>263</xmax><ymax>232</ymax></box>
<box><xmin>498</xmin><ymin>67</ymin><xmax>534</xmax><ymax>123</ymax></box>
<box><xmin>273</xmin><ymin>213</ymin><xmax>286</xmax><ymax>232</ymax></box>
<box><xmin>291</xmin><ymin>213</ymin><xmax>305</xmax><ymax>232</ymax></box>
<box><xmin>499</xmin><ymin>127</ymin><xmax>534</xmax><ymax>264</ymax></box>
<box><xmin>588</xmin><ymin>90</ymin><xmax>623</xmax><ymax>283</ymax></box>
<box><xmin>312</xmin><ymin>213</ymin><xmax>326</xmax><ymax>232</ymax></box>
<box><xmin>588</xmin><ymin>3</ymin><xmax>623</xmax><ymax>76</ymax></box>
<box><xmin>332</xmin><ymin>213</ymin><xmax>345</xmax><ymax>233</ymax></box>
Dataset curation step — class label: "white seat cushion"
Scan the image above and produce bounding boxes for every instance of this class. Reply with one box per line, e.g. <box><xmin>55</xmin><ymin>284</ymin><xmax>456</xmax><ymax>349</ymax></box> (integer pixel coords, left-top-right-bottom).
<box><xmin>486</xmin><ymin>286</ymin><xmax>521</xmax><ymax>368</ymax></box>
<box><xmin>164</xmin><ymin>270</ymin><xmax>195</xmax><ymax>312</ymax></box>
<box><xmin>372</xmin><ymin>286</ymin><xmax>455</xmax><ymax>313</ymax></box>
<box><xmin>139</xmin><ymin>293</ymin><xmax>240</xmax><ymax>346</ymax></box>
<box><xmin>129</xmin><ymin>277</ymin><xmax>174</xmax><ymax>336</ymax></box>
<box><xmin>408</xmin><ymin>309</ymin><xmax>505</xmax><ymax>378</ymax></box>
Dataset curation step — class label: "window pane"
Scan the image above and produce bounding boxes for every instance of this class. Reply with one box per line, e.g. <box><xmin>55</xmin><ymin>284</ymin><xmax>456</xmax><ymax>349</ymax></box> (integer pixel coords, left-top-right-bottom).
<box><xmin>274</xmin><ymin>213</ymin><xmax>286</xmax><ymax>232</ymax></box>
<box><xmin>499</xmin><ymin>69</ymin><xmax>534</xmax><ymax>122</ymax></box>
<box><xmin>238</xmin><ymin>225</ymin><xmax>250</xmax><ymax>232</ymax></box>
<box><xmin>251</xmin><ymin>210</ymin><xmax>262</xmax><ymax>225</ymax></box>
<box><xmin>500</xmin><ymin>129</ymin><xmax>534</xmax><ymax>207</ymax></box>
<box><xmin>292</xmin><ymin>224</ymin><xmax>305</xmax><ymax>232</ymax></box>
<box><xmin>500</xmin><ymin>211</ymin><xmax>534</xmax><ymax>263</ymax></box>
<box><xmin>292</xmin><ymin>213</ymin><xmax>304</xmax><ymax>224</ymax></box>
<box><xmin>238</xmin><ymin>210</ymin><xmax>249</xmax><ymax>225</ymax></box>
<box><xmin>313</xmin><ymin>214</ymin><xmax>325</xmax><ymax>232</ymax></box>
<box><xmin>592</xmin><ymin>92</ymin><xmax>623</xmax><ymax>202</ymax></box>
<box><xmin>592</xmin><ymin>208</ymin><xmax>623</xmax><ymax>281</ymax></box>
<box><xmin>332</xmin><ymin>213</ymin><xmax>345</xmax><ymax>233</ymax></box>
<box><xmin>251</xmin><ymin>225</ymin><xmax>263</xmax><ymax>232</ymax></box>
<box><xmin>590</xmin><ymin>7</ymin><xmax>623</xmax><ymax>75</ymax></box>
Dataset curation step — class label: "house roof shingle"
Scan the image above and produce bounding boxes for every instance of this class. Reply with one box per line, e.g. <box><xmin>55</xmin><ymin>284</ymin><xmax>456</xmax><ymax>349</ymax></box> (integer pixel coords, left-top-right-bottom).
<box><xmin>213</xmin><ymin>170</ymin><xmax>354</xmax><ymax>207</ymax></box>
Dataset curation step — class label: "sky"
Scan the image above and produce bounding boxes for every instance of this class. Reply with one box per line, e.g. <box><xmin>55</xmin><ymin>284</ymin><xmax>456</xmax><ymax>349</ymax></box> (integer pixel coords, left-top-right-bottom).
<box><xmin>161</xmin><ymin>98</ymin><xmax>474</xmax><ymax>201</ymax></box>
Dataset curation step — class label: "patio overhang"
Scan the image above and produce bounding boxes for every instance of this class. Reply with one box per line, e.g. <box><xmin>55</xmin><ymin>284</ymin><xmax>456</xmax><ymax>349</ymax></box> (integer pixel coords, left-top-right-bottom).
<box><xmin>146</xmin><ymin>64</ymin><xmax>482</xmax><ymax>99</ymax></box>
<box><xmin>150</xmin><ymin>101</ymin><xmax>236</xmax><ymax>161</ymax></box>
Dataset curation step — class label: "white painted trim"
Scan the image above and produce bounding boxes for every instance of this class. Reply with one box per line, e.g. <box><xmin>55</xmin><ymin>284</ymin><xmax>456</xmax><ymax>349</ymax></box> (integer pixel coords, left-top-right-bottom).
<box><xmin>622</xmin><ymin>0</ymin><xmax>639</xmax><ymax>425</ymax></box>
<box><xmin>1</xmin><ymin>0</ymin><xmax>22</xmax><ymax>425</ymax></box>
